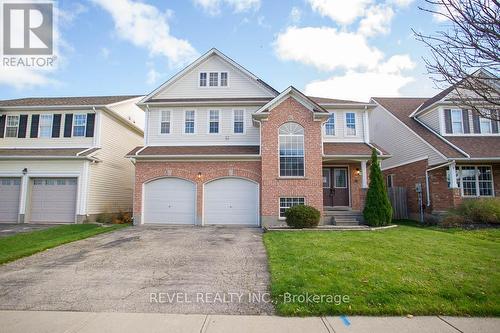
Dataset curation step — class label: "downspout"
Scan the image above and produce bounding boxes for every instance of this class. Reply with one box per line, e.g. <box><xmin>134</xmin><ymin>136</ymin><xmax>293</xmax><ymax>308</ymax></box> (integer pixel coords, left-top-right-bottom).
<box><xmin>425</xmin><ymin>161</ymin><xmax>455</xmax><ymax>206</ymax></box>
<box><xmin>145</xmin><ymin>104</ymin><xmax>150</xmax><ymax>146</ymax></box>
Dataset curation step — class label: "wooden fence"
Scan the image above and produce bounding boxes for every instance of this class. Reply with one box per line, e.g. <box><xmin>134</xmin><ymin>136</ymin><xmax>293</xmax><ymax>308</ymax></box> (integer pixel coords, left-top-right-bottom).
<box><xmin>387</xmin><ymin>186</ymin><xmax>408</xmax><ymax>219</ymax></box>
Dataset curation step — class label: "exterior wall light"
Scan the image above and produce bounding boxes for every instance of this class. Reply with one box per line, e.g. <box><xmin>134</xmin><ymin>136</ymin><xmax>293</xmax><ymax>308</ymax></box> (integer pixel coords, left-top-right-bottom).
<box><xmin>197</xmin><ymin>172</ymin><xmax>202</xmax><ymax>180</ymax></box>
<box><xmin>22</xmin><ymin>168</ymin><xmax>28</xmax><ymax>175</ymax></box>
<box><xmin>355</xmin><ymin>168</ymin><xmax>361</xmax><ymax>176</ymax></box>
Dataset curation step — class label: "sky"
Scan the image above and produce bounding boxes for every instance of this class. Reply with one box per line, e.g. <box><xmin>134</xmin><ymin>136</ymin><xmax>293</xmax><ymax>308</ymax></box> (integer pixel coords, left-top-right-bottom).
<box><xmin>1</xmin><ymin>0</ymin><xmax>451</xmax><ymax>102</ymax></box>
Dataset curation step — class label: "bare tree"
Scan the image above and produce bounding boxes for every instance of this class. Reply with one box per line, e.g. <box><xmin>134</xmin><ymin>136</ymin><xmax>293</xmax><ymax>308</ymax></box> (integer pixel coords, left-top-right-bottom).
<box><xmin>414</xmin><ymin>0</ymin><xmax>499</xmax><ymax>120</ymax></box>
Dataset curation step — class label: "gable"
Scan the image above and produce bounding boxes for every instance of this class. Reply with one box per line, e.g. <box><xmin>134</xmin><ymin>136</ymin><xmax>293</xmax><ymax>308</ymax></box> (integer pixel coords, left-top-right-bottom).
<box><xmin>149</xmin><ymin>53</ymin><xmax>277</xmax><ymax>101</ymax></box>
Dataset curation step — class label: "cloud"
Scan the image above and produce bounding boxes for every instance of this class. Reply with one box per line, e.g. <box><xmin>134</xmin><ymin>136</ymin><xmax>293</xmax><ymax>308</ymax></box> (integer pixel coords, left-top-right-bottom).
<box><xmin>388</xmin><ymin>0</ymin><xmax>414</xmax><ymax>7</ymax></box>
<box><xmin>147</xmin><ymin>67</ymin><xmax>161</xmax><ymax>85</ymax></box>
<box><xmin>0</xmin><ymin>66</ymin><xmax>58</xmax><ymax>90</ymax></box>
<box><xmin>274</xmin><ymin>26</ymin><xmax>383</xmax><ymax>71</ymax></box>
<box><xmin>307</xmin><ymin>0</ymin><xmax>373</xmax><ymax>25</ymax></box>
<box><xmin>358</xmin><ymin>5</ymin><xmax>394</xmax><ymax>37</ymax></box>
<box><xmin>91</xmin><ymin>0</ymin><xmax>198</xmax><ymax>68</ymax></box>
<box><xmin>289</xmin><ymin>7</ymin><xmax>301</xmax><ymax>24</ymax></box>
<box><xmin>193</xmin><ymin>0</ymin><xmax>260</xmax><ymax>16</ymax></box>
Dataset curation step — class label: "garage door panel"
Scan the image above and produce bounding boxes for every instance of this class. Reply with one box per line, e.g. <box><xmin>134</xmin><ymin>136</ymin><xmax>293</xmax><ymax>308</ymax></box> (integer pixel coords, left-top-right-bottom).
<box><xmin>0</xmin><ymin>178</ymin><xmax>21</xmax><ymax>223</ymax></box>
<box><xmin>204</xmin><ymin>178</ymin><xmax>258</xmax><ymax>225</ymax></box>
<box><xmin>144</xmin><ymin>178</ymin><xmax>195</xmax><ymax>224</ymax></box>
<box><xmin>30</xmin><ymin>178</ymin><xmax>77</xmax><ymax>223</ymax></box>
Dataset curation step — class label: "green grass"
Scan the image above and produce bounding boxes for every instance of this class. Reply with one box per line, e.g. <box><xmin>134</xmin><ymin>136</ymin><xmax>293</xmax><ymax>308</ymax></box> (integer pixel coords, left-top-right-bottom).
<box><xmin>0</xmin><ymin>224</ymin><xmax>129</xmax><ymax>265</ymax></box>
<box><xmin>263</xmin><ymin>221</ymin><xmax>500</xmax><ymax>316</ymax></box>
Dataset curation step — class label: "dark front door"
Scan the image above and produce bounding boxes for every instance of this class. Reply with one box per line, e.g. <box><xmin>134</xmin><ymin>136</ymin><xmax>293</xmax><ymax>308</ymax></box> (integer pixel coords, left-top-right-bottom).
<box><xmin>323</xmin><ymin>167</ymin><xmax>349</xmax><ymax>207</ymax></box>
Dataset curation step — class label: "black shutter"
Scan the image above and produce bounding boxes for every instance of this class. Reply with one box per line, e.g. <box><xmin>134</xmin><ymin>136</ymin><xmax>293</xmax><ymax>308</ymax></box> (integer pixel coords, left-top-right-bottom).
<box><xmin>472</xmin><ymin>111</ymin><xmax>481</xmax><ymax>133</ymax></box>
<box><xmin>444</xmin><ymin>109</ymin><xmax>452</xmax><ymax>134</ymax></box>
<box><xmin>462</xmin><ymin>110</ymin><xmax>470</xmax><ymax>134</ymax></box>
<box><xmin>52</xmin><ymin>114</ymin><xmax>61</xmax><ymax>137</ymax></box>
<box><xmin>30</xmin><ymin>114</ymin><xmax>40</xmax><ymax>138</ymax></box>
<box><xmin>0</xmin><ymin>115</ymin><xmax>5</xmax><ymax>138</ymax></box>
<box><xmin>492</xmin><ymin>110</ymin><xmax>499</xmax><ymax>134</ymax></box>
<box><xmin>64</xmin><ymin>114</ymin><xmax>73</xmax><ymax>137</ymax></box>
<box><xmin>18</xmin><ymin>114</ymin><xmax>28</xmax><ymax>138</ymax></box>
<box><xmin>85</xmin><ymin>113</ymin><xmax>95</xmax><ymax>137</ymax></box>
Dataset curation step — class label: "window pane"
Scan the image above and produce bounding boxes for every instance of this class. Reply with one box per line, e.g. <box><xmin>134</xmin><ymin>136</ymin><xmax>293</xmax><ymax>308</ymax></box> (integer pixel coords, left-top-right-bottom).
<box><xmin>209</xmin><ymin>73</ymin><xmax>218</xmax><ymax>86</ymax></box>
<box><xmin>323</xmin><ymin>169</ymin><xmax>330</xmax><ymax>188</ymax></box>
<box><xmin>325</xmin><ymin>114</ymin><xmax>335</xmax><ymax>135</ymax></box>
<box><xmin>480</xmin><ymin>118</ymin><xmax>491</xmax><ymax>133</ymax></box>
<box><xmin>185</xmin><ymin>111</ymin><xmax>195</xmax><ymax>133</ymax></box>
<box><xmin>279</xmin><ymin>197</ymin><xmax>305</xmax><ymax>218</ymax></box>
<box><xmin>73</xmin><ymin>114</ymin><xmax>87</xmax><ymax>137</ymax></box>
<box><xmin>39</xmin><ymin>114</ymin><xmax>53</xmax><ymax>138</ymax></box>
<box><xmin>478</xmin><ymin>166</ymin><xmax>493</xmax><ymax>196</ymax></box>
<box><xmin>220</xmin><ymin>72</ymin><xmax>228</xmax><ymax>86</ymax></box>
<box><xmin>199</xmin><ymin>73</ymin><xmax>207</xmax><ymax>86</ymax></box>
<box><xmin>345</xmin><ymin>112</ymin><xmax>356</xmax><ymax>136</ymax></box>
<box><xmin>451</xmin><ymin>110</ymin><xmax>463</xmax><ymax>133</ymax></box>
<box><xmin>334</xmin><ymin>169</ymin><xmax>347</xmax><ymax>188</ymax></box>
<box><xmin>6</xmin><ymin>115</ymin><xmax>19</xmax><ymax>137</ymax></box>
<box><xmin>461</xmin><ymin>166</ymin><xmax>477</xmax><ymax>196</ymax></box>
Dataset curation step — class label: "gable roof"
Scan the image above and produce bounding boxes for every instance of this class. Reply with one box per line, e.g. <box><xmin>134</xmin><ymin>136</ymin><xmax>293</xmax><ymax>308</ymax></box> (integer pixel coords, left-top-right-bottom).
<box><xmin>140</xmin><ymin>48</ymin><xmax>279</xmax><ymax>104</ymax></box>
<box><xmin>255</xmin><ymin>86</ymin><xmax>329</xmax><ymax>114</ymax></box>
<box><xmin>307</xmin><ymin>96</ymin><xmax>366</xmax><ymax>105</ymax></box>
<box><xmin>0</xmin><ymin>95</ymin><xmax>141</xmax><ymax>108</ymax></box>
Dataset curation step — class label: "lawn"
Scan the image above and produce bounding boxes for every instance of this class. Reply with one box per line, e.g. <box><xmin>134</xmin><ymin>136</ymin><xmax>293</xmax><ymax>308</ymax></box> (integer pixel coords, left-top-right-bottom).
<box><xmin>0</xmin><ymin>224</ymin><xmax>129</xmax><ymax>265</ymax></box>
<box><xmin>263</xmin><ymin>221</ymin><xmax>500</xmax><ymax>316</ymax></box>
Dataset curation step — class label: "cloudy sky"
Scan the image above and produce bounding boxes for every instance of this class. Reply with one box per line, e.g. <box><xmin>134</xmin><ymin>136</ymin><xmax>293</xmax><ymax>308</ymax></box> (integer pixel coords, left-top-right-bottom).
<box><xmin>1</xmin><ymin>0</ymin><xmax>449</xmax><ymax>101</ymax></box>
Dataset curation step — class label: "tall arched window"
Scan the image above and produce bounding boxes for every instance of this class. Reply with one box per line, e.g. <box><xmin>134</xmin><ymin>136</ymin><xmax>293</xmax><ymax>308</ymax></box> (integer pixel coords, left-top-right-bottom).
<box><xmin>279</xmin><ymin>122</ymin><xmax>305</xmax><ymax>177</ymax></box>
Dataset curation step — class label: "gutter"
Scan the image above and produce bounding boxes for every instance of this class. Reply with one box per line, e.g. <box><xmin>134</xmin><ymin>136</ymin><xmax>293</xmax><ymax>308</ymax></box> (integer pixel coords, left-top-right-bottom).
<box><xmin>0</xmin><ymin>155</ymin><xmax>100</xmax><ymax>161</ymax></box>
<box><xmin>126</xmin><ymin>154</ymin><xmax>261</xmax><ymax>160</ymax></box>
<box><xmin>425</xmin><ymin>161</ymin><xmax>455</xmax><ymax>206</ymax></box>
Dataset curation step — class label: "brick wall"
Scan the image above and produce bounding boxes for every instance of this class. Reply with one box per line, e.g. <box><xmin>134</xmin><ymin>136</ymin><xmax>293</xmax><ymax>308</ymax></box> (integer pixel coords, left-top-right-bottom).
<box><xmin>260</xmin><ymin>97</ymin><xmax>323</xmax><ymax>226</ymax></box>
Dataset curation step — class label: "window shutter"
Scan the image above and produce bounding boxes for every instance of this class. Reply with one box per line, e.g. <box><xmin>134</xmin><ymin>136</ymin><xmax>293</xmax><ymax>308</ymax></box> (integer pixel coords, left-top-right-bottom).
<box><xmin>85</xmin><ymin>113</ymin><xmax>95</xmax><ymax>137</ymax></box>
<box><xmin>0</xmin><ymin>115</ymin><xmax>5</xmax><ymax>138</ymax></box>
<box><xmin>492</xmin><ymin>110</ymin><xmax>499</xmax><ymax>134</ymax></box>
<box><xmin>462</xmin><ymin>109</ymin><xmax>470</xmax><ymax>134</ymax></box>
<box><xmin>30</xmin><ymin>114</ymin><xmax>40</xmax><ymax>138</ymax></box>
<box><xmin>444</xmin><ymin>109</ymin><xmax>452</xmax><ymax>133</ymax></box>
<box><xmin>472</xmin><ymin>110</ymin><xmax>481</xmax><ymax>133</ymax></box>
<box><xmin>64</xmin><ymin>114</ymin><xmax>73</xmax><ymax>137</ymax></box>
<box><xmin>52</xmin><ymin>114</ymin><xmax>61</xmax><ymax>137</ymax></box>
<box><xmin>18</xmin><ymin>114</ymin><xmax>28</xmax><ymax>138</ymax></box>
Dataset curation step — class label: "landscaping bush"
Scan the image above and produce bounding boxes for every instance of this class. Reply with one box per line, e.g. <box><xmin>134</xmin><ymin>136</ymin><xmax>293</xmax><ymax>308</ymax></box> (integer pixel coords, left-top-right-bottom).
<box><xmin>363</xmin><ymin>149</ymin><xmax>393</xmax><ymax>226</ymax></box>
<box><xmin>450</xmin><ymin>198</ymin><xmax>500</xmax><ymax>225</ymax></box>
<box><xmin>95</xmin><ymin>213</ymin><xmax>112</xmax><ymax>224</ymax></box>
<box><xmin>112</xmin><ymin>211</ymin><xmax>133</xmax><ymax>224</ymax></box>
<box><xmin>285</xmin><ymin>205</ymin><xmax>320</xmax><ymax>229</ymax></box>
<box><xmin>441</xmin><ymin>214</ymin><xmax>469</xmax><ymax>228</ymax></box>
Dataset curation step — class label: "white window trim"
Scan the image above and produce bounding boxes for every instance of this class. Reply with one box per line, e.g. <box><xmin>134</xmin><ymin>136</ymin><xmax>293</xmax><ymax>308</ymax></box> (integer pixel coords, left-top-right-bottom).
<box><xmin>324</xmin><ymin>112</ymin><xmax>336</xmax><ymax>136</ymax></box>
<box><xmin>207</xmin><ymin>109</ymin><xmax>221</xmax><ymax>135</ymax></box>
<box><xmin>184</xmin><ymin>110</ymin><xmax>196</xmax><ymax>135</ymax></box>
<box><xmin>198</xmin><ymin>72</ymin><xmax>208</xmax><ymax>88</ymax></box>
<box><xmin>479</xmin><ymin>116</ymin><xmax>492</xmax><ymax>134</ymax></box>
<box><xmin>278</xmin><ymin>123</ymin><xmax>306</xmax><ymax>178</ymax></box>
<box><xmin>232</xmin><ymin>109</ymin><xmax>246</xmax><ymax>135</ymax></box>
<box><xmin>440</xmin><ymin>107</ymin><xmax>500</xmax><ymax>136</ymax></box>
<box><xmin>220</xmin><ymin>71</ymin><xmax>229</xmax><ymax>87</ymax></box>
<box><xmin>278</xmin><ymin>197</ymin><xmax>306</xmax><ymax>220</ymax></box>
<box><xmin>198</xmin><ymin>71</ymin><xmax>229</xmax><ymax>88</ymax></box>
<box><xmin>333</xmin><ymin>168</ymin><xmax>348</xmax><ymax>189</ymax></box>
<box><xmin>38</xmin><ymin>114</ymin><xmax>53</xmax><ymax>138</ymax></box>
<box><xmin>159</xmin><ymin>110</ymin><xmax>171</xmax><ymax>135</ymax></box>
<box><xmin>209</xmin><ymin>72</ymin><xmax>219</xmax><ymax>87</ymax></box>
<box><xmin>344</xmin><ymin>112</ymin><xmax>357</xmax><ymax>137</ymax></box>
<box><xmin>450</xmin><ymin>109</ymin><xmax>464</xmax><ymax>134</ymax></box>
<box><xmin>5</xmin><ymin>115</ymin><xmax>19</xmax><ymax>138</ymax></box>
<box><xmin>72</xmin><ymin>113</ymin><xmax>87</xmax><ymax>137</ymax></box>
<box><xmin>453</xmin><ymin>165</ymin><xmax>495</xmax><ymax>198</ymax></box>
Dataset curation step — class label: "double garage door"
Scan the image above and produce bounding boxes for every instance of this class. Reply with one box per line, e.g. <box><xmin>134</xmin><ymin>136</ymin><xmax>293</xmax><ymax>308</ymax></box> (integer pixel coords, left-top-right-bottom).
<box><xmin>143</xmin><ymin>177</ymin><xmax>259</xmax><ymax>225</ymax></box>
<box><xmin>0</xmin><ymin>177</ymin><xmax>77</xmax><ymax>224</ymax></box>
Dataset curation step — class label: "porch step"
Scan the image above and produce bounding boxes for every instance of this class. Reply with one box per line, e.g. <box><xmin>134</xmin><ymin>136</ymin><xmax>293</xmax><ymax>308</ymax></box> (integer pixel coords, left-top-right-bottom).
<box><xmin>324</xmin><ymin>209</ymin><xmax>363</xmax><ymax>226</ymax></box>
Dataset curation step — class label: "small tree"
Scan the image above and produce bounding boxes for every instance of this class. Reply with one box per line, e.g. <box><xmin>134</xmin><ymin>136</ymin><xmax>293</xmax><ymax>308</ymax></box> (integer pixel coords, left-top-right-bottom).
<box><xmin>363</xmin><ymin>149</ymin><xmax>392</xmax><ymax>226</ymax></box>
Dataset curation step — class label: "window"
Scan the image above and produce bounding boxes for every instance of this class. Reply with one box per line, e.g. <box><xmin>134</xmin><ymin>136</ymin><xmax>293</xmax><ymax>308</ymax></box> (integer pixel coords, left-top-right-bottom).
<box><xmin>209</xmin><ymin>110</ymin><xmax>219</xmax><ymax>134</ymax></box>
<box><xmin>480</xmin><ymin>117</ymin><xmax>491</xmax><ymax>134</ymax></box>
<box><xmin>209</xmin><ymin>72</ymin><xmax>218</xmax><ymax>87</ymax></box>
<box><xmin>461</xmin><ymin>166</ymin><xmax>477</xmax><ymax>196</ymax></box>
<box><xmin>199</xmin><ymin>72</ymin><xmax>207</xmax><ymax>87</ymax></box>
<box><xmin>160</xmin><ymin>111</ymin><xmax>171</xmax><ymax>134</ymax></box>
<box><xmin>447</xmin><ymin>165</ymin><xmax>493</xmax><ymax>197</ymax></box>
<box><xmin>325</xmin><ymin>113</ymin><xmax>335</xmax><ymax>136</ymax></box>
<box><xmin>478</xmin><ymin>166</ymin><xmax>493</xmax><ymax>196</ymax></box>
<box><xmin>220</xmin><ymin>72</ymin><xmax>228</xmax><ymax>86</ymax></box>
<box><xmin>387</xmin><ymin>174</ymin><xmax>394</xmax><ymax>188</ymax></box>
<box><xmin>279</xmin><ymin>197</ymin><xmax>305</xmax><ymax>218</ymax></box>
<box><xmin>73</xmin><ymin>114</ymin><xmax>87</xmax><ymax>137</ymax></box>
<box><xmin>279</xmin><ymin>122</ymin><xmax>305</xmax><ymax>177</ymax></box>
<box><xmin>334</xmin><ymin>169</ymin><xmax>347</xmax><ymax>188</ymax></box>
<box><xmin>451</xmin><ymin>109</ymin><xmax>463</xmax><ymax>134</ymax></box>
<box><xmin>39</xmin><ymin>114</ymin><xmax>53</xmax><ymax>138</ymax></box>
<box><xmin>184</xmin><ymin>110</ymin><xmax>195</xmax><ymax>134</ymax></box>
<box><xmin>5</xmin><ymin>115</ymin><xmax>19</xmax><ymax>137</ymax></box>
<box><xmin>233</xmin><ymin>109</ymin><xmax>244</xmax><ymax>134</ymax></box>
<box><xmin>345</xmin><ymin>112</ymin><xmax>356</xmax><ymax>136</ymax></box>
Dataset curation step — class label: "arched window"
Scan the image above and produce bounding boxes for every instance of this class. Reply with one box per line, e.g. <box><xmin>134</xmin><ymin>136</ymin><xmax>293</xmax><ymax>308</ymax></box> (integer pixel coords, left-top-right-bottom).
<box><xmin>279</xmin><ymin>122</ymin><xmax>305</xmax><ymax>177</ymax></box>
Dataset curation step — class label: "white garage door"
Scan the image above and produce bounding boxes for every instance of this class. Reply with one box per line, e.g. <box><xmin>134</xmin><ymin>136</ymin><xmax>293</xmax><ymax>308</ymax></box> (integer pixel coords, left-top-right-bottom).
<box><xmin>143</xmin><ymin>178</ymin><xmax>196</xmax><ymax>224</ymax></box>
<box><xmin>0</xmin><ymin>178</ymin><xmax>21</xmax><ymax>223</ymax></box>
<box><xmin>30</xmin><ymin>178</ymin><xmax>77</xmax><ymax>223</ymax></box>
<box><xmin>204</xmin><ymin>178</ymin><xmax>259</xmax><ymax>225</ymax></box>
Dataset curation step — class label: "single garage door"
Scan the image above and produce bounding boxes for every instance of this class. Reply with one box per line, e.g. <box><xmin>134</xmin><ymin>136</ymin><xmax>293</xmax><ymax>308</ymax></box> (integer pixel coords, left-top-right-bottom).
<box><xmin>143</xmin><ymin>178</ymin><xmax>196</xmax><ymax>224</ymax></box>
<box><xmin>30</xmin><ymin>178</ymin><xmax>77</xmax><ymax>223</ymax></box>
<box><xmin>204</xmin><ymin>178</ymin><xmax>259</xmax><ymax>225</ymax></box>
<box><xmin>0</xmin><ymin>178</ymin><xmax>21</xmax><ymax>223</ymax></box>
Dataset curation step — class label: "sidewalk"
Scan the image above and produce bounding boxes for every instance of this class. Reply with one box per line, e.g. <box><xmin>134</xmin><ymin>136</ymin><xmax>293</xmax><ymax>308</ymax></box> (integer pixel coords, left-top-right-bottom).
<box><xmin>0</xmin><ymin>311</ymin><xmax>498</xmax><ymax>333</ymax></box>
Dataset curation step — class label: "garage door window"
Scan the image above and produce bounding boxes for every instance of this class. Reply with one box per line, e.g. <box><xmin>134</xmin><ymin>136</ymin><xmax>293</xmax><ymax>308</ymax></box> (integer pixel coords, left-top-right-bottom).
<box><xmin>1</xmin><ymin>178</ymin><xmax>20</xmax><ymax>185</ymax></box>
<box><xmin>279</xmin><ymin>197</ymin><xmax>305</xmax><ymax>218</ymax></box>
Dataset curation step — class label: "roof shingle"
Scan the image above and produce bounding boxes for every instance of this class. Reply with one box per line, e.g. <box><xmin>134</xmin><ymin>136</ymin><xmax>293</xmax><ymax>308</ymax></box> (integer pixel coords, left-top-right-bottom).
<box><xmin>127</xmin><ymin>145</ymin><xmax>260</xmax><ymax>156</ymax></box>
<box><xmin>0</xmin><ymin>95</ymin><xmax>141</xmax><ymax>107</ymax></box>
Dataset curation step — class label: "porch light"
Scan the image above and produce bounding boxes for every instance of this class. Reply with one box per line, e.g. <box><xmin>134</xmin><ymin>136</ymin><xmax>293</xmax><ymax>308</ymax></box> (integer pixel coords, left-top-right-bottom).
<box><xmin>22</xmin><ymin>168</ymin><xmax>28</xmax><ymax>175</ymax></box>
<box><xmin>197</xmin><ymin>172</ymin><xmax>202</xmax><ymax>180</ymax></box>
<box><xmin>355</xmin><ymin>168</ymin><xmax>361</xmax><ymax>176</ymax></box>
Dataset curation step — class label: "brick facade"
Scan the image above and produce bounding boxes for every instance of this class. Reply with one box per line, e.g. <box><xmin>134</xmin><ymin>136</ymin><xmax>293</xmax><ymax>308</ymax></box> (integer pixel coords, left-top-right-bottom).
<box><xmin>260</xmin><ymin>97</ymin><xmax>324</xmax><ymax>226</ymax></box>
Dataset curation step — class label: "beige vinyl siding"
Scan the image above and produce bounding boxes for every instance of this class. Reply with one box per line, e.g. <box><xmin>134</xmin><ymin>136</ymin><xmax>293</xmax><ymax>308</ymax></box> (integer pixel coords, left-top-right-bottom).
<box><xmin>86</xmin><ymin>111</ymin><xmax>143</xmax><ymax>214</ymax></box>
<box><xmin>153</xmin><ymin>55</ymin><xmax>275</xmax><ymax>99</ymax></box>
<box><xmin>0</xmin><ymin>110</ymin><xmax>93</xmax><ymax>148</ymax></box>
<box><xmin>418</xmin><ymin>108</ymin><xmax>440</xmax><ymax>132</ymax></box>
<box><xmin>369</xmin><ymin>105</ymin><xmax>446</xmax><ymax>169</ymax></box>
<box><xmin>147</xmin><ymin>105</ymin><xmax>260</xmax><ymax>146</ymax></box>
<box><xmin>322</xmin><ymin>109</ymin><xmax>366</xmax><ymax>143</ymax></box>
<box><xmin>107</xmin><ymin>97</ymin><xmax>145</xmax><ymax>130</ymax></box>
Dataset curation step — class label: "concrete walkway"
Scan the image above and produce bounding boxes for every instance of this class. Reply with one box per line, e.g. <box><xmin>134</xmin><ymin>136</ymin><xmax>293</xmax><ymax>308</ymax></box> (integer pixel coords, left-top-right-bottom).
<box><xmin>0</xmin><ymin>311</ymin><xmax>498</xmax><ymax>333</ymax></box>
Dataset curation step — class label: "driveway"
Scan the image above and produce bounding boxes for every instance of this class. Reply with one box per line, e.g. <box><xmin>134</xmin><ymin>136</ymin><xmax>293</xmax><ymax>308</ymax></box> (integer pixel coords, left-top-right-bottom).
<box><xmin>0</xmin><ymin>226</ymin><xmax>273</xmax><ymax>314</ymax></box>
<box><xmin>0</xmin><ymin>224</ymin><xmax>57</xmax><ymax>237</ymax></box>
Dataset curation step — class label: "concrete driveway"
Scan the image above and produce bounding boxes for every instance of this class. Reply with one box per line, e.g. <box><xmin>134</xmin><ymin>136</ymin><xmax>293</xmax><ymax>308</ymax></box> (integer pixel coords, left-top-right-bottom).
<box><xmin>0</xmin><ymin>226</ymin><xmax>273</xmax><ymax>315</ymax></box>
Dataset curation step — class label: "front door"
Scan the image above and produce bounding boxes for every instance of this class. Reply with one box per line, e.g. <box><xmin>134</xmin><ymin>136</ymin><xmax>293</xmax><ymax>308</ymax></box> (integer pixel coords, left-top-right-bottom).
<box><xmin>323</xmin><ymin>167</ymin><xmax>349</xmax><ymax>207</ymax></box>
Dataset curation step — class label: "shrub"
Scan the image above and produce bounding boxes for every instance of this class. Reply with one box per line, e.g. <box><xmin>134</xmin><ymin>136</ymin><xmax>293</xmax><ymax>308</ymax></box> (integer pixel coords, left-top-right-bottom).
<box><xmin>285</xmin><ymin>205</ymin><xmax>321</xmax><ymax>229</ymax></box>
<box><xmin>95</xmin><ymin>213</ymin><xmax>112</xmax><ymax>224</ymax></box>
<box><xmin>441</xmin><ymin>214</ymin><xmax>469</xmax><ymax>228</ymax></box>
<box><xmin>452</xmin><ymin>198</ymin><xmax>500</xmax><ymax>224</ymax></box>
<box><xmin>363</xmin><ymin>149</ymin><xmax>393</xmax><ymax>226</ymax></box>
<box><xmin>112</xmin><ymin>211</ymin><xmax>133</xmax><ymax>224</ymax></box>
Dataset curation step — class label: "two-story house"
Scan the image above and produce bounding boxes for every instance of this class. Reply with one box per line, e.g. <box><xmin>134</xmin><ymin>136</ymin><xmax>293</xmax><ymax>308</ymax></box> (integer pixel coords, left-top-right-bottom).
<box><xmin>0</xmin><ymin>95</ymin><xmax>144</xmax><ymax>224</ymax></box>
<box><xmin>370</xmin><ymin>71</ymin><xmax>500</xmax><ymax>218</ymax></box>
<box><xmin>127</xmin><ymin>48</ymin><xmax>389</xmax><ymax>227</ymax></box>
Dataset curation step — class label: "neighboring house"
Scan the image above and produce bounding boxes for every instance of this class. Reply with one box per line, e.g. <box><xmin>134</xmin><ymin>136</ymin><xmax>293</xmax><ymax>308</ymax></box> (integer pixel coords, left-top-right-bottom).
<box><xmin>127</xmin><ymin>48</ymin><xmax>389</xmax><ymax>227</ymax></box>
<box><xmin>370</xmin><ymin>76</ymin><xmax>500</xmax><ymax>218</ymax></box>
<box><xmin>0</xmin><ymin>95</ymin><xmax>144</xmax><ymax>224</ymax></box>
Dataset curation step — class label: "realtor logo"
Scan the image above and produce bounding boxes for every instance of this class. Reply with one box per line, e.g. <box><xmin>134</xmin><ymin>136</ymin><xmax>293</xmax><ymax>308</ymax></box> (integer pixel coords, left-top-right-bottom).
<box><xmin>2</xmin><ymin>1</ymin><xmax>53</xmax><ymax>55</ymax></box>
